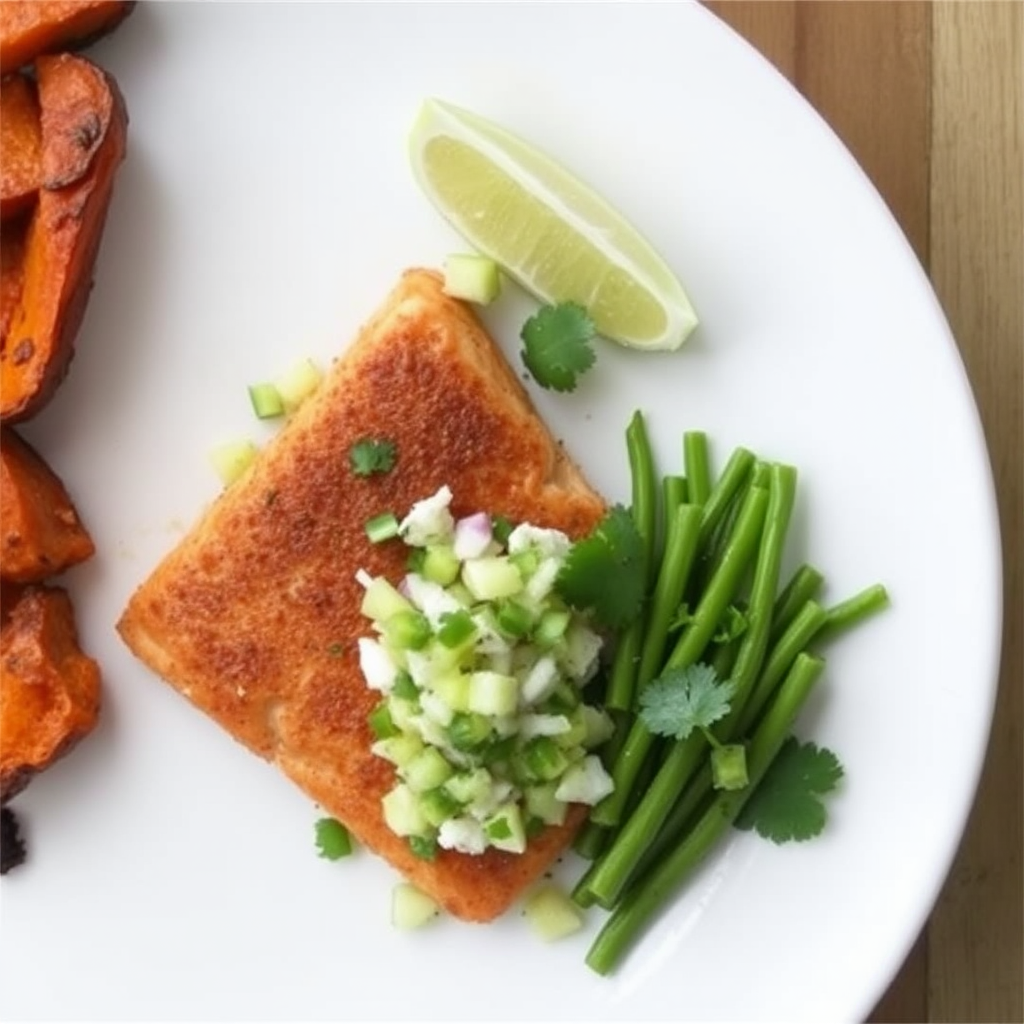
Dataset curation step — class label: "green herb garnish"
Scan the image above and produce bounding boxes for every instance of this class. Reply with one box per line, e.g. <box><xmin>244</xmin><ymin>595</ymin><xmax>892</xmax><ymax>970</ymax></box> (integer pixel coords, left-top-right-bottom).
<box><xmin>314</xmin><ymin>817</ymin><xmax>353</xmax><ymax>860</ymax></box>
<box><xmin>555</xmin><ymin>505</ymin><xmax>645</xmax><ymax>629</ymax></box>
<box><xmin>520</xmin><ymin>302</ymin><xmax>597</xmax><ymax>392</ymax></box>
<box><xmin>349</xmin><ymin>438</ymin><xmax>397</xmax><ymax>477</ymax></box>
<box><xmin>735</xmin><ymin>737</ymin><xmax>844</xmax><ymax>842</ymax></box>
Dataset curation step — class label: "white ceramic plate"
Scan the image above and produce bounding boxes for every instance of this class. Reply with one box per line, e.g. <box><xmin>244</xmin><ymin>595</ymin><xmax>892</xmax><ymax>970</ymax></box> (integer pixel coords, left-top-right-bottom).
<box><xmin>1</xmin><ymin>4</ymin><xmax>1002</xmax><ymax>1022</ymax></box>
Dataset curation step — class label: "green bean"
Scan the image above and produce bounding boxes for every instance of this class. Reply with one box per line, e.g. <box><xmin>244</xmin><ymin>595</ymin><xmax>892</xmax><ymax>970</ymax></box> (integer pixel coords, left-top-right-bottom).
<box><xmin>770</xmin><ymin>563</ymin><xmax>825</xmax><ymax>644</ymax></box>
<box><xmin>627</xmin><ymin>409</ymin><xmax>658</xmax><ymax>584</ymax></box>
<box><xmin>625</xmin><ymin>762</ymin><xmax>714</xmax><ymax>890</ymax></box>
<box><xmin>814</xmin><ymin>583</ymin><xmax>890</xmax><ymax>643</ymax></box>
<box><xmin>584</xmin><ymin>653</ymin><xmax>826</xmax><ymax>976</ymax></box>
<box><xmin>590</xmin><ymin>484</ymin><xmax>770</xmax><ymax>829</ymax></box>
<box><xmin>604</xmin><ymin>629</ymin><xmax>644</xmax><ymax>713</ymax></box>
<box><xmin>683</xmin><ymin>431</ymin><xmax>712</xmax><ymax>507</ymax></box>
<box><xmin>665</xmin><ymin>484</ymin><xmax>770</xmax><ymax>672</ymax></box>
<box><xmin>698</xmin><ymin>446</ymin><xmax>756</xmax><ymax>546</ymax></box>
<box><xmin>734</xmin><ymin>598</ymin><xmax>828</xmax><ymax>736</ymax></box>
<box><xmin>572</xmin><ymin>819</ymin><xmax>609</xmax><ymax>861</ymax></box>
<box><xmin>634</xmin><ymin>503</ymin><xmax>703</xmax><ymax>693</ymax></box>
<box><xmin>603</xmin><ymin>412</ymin><xmax>660</xmax><ymax>711</ymax></box>
<box><xmin>581</xmin><ymin>728</ymin><xmax>708</xmax><ymax>908</ymax></box>
<box><xmin>663</xmin><ymin>474</ymin><xmax>688</xmax><ymax>514</ymax></box>
<box><xmin>718</xmin><ymin>463</ymin><xmax>798</xmax><ymax>730</ymax></box>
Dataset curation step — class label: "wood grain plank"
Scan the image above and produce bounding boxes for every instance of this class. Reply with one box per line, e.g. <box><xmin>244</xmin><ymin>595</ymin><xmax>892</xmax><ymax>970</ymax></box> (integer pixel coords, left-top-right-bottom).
<box><xmin>794</xmin><ymin>1</ymin><xmax>932</xmax><ymax>266</ymax></box>
<box><xmin>704</xmin><ymin>0</ymin><xmax>798</xmax><ymax>80</ymax></box>
<box><xmin>926</xmin><ymin>3</ymin><xmax>1024</xmax><ymax>1019</ymax></box>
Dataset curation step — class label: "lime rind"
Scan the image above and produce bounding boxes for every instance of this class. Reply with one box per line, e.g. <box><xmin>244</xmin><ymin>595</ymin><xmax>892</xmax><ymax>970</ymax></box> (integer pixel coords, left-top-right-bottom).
<box><xmin>409</xmin><ymin>98</ymin><xmax>698</xmax><ymax>351</ymax></box>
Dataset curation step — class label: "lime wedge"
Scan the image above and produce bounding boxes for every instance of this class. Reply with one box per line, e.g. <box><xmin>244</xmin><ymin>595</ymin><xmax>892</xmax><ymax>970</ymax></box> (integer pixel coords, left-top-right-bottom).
<box><xmin>409</xmin><ymin>98</ymin><xmax>698</xmax><ymax>351</ymax></box>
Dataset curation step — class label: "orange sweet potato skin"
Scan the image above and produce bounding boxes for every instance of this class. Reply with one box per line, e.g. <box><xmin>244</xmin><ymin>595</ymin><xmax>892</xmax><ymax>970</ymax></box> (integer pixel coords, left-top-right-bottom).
<box><xmin>1</xmin><ymin>426</ymin><xmax>94</xmax><ymax>582</ymax></box>
<box><xmin>0</xmin><ymin>1</ymin><xmax>135</xmax><ymax>75</ymax></box>
<box><xmin>1</xmin><ymin>222</ymin><xmax>27</xmax><ymax>343</ymax></box>
<box><xmin>0</xmin><ymin>73</ymin><xmax>43</xmax><ymax>220</ymax></box>
<box><xmin>0</xmin><ymin>583</ymin><xmax>101</xmax><ymax>803</ymax></box>
<box><xmin>0</xmin><ymin>53</ymin><xmax>127</xmax><ymax>423</ymax></box>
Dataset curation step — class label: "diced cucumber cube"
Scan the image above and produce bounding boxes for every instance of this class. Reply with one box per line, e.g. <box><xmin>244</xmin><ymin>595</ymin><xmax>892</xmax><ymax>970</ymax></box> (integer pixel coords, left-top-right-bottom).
<box><xmin>533</xmin><ymin>608</ymin><xmax>571</xmax><ymax>648</ymax></box>
<box><xmin>445</xmin><ymin>582</ymin><xmax>475</xmax><ymax>607</ymax></box>
<box><xmin>274</xmin><ymin>357</ymin><xmax>324</xmax><ymax>412</ymax></box>
<box><xmin>544</xmin><ymin>679</ymin><xmax>581</xmax><ymax>714</ymax></box>
<box><xmin>554</xmin><ymin>754</ymin><xmax>615</xmax><ymax>805</ymax></box>
<box><xmin>554</xmin><ymin>707</ymin><xmax>589</xmax><ymax>750</ymax></box>
<box><xmin>525</xmin><ymin>782</ymin><xmax>568</xmax><ymax>826</ymax></box>
<box><xmin>523</xmin><ymin>883</ymin><xmax>583</xmax><ymax>942</ymax></box>
<box><xmin>360</xmin><ymin>576</ymin><xmax>412</xmax><ymax>623</ymax></box>
<box><xmin>392</xmin><ymin>882</ymin><xmax>440</xmax><ymax>930</ymax></box>
<box><xmin>421</xmin><ymin>544</ymin><xmax>461</xmax><ymax>586</ymax></box>
<box><xmin>581</xmin><ymin>704</ymin><xmax>616</xmax><ymax>748</ymax></box>
<box><xmin>495</xmin><ymin>599</ymin><xmax>534</xmax><ymax>638</ymax></box>
<box><xmin>367</xmin><ymin>702</ymin><xmax>398</xmax><ymax>740</ymax></box>
<box><xmin>386</xmin><ymin>696</ymin><xmax>419</xmax><ymax>732</ymax></box>
<box><xmin>443</xmin><ymin>767</ymin><xmax>493</xmax><ymax>806</ymax></box>
<box><xmin>446</xmin><ymin>712</ymin><xmax>492</xmax><ymax>752</ymax></box>
<box><xmin>429</xmin><ymin>670</ymin><xmax>471</xmax><ymax>713</ymax></box>
<box><xmin>436</xmin><ymin>609</ymin><xmax>476</xmax><ymax>649</ymax></box>
<box><xmin>484</xmin><ymin>802</ymin><xmax>526</xmax><ymax>854</ymax></box>
<box><xmin>247</xmin><ymin>381</ymin><xmax>285</xmax><ymax>420</ymax></box>
<box><xmin>442</xmin><ymin>253</ymin><xmax>502</xmax><ymax>305</ymax></box>
<box><xmin>468</xmin><ymin>670</ymin><xmax>519</xmax><ymax>717</ymax></box>
<box><xmin>409</xmin><ymin>713</ymin><xmax>448</xmax><ymax>749</ymax></box>
<box><xmin>365</xmin><ymin>511</ymin><xmax>400</xmax><ymax>543</ymax></box>
<box><xmin>392</xmin><ymin>672</ymin><xmax>420</xmax><ymax>700</ymax></box>
<box><xmin>508</xmin><ymin>548</ymin><xmax>540</xmax><ymax>579</ymax></box>
<box><xmin>383</xmin><ymin>610</ymin><xmax>432</xmax><ymax>651</ymax></box>
<box><xmin>711</xmin><ymin>743</ymin><xmax>749</xmax><ymax>790</ymax></box>
<box><xmin>209</xmin><ymin>439</ymin><xmax>258</xmax><ymax>486</ymax></box>
<box><xmin>520</xmin><ymin>736</ymin><xmax>570</xmax><ymax>782</ymax></box>
<box><xmin>371</xmin><ymin>732</ymin><xmax>423</xmax><ymax>768</ymax></box>
<box><xmin>381</xmin><ymin>783</ymin><xmax>429</xmax><ymax>836</ymax></box>
<box><xmin>462</xmin><ymin>556</ymin><xmax>524</xmax><ymax>601</ymax></box>
<box><xmin>408</xmin><ymin>834</ymin><xmax>438</xmax><ymax>861</ymax></box>
<box><xmin>418</xmin><ymin>786</ymin><xmax>462</xmax><ymax>828</ymax></box>
<box><xmin>403</xmin><ymin>747</ymin><xmax>455</xmax><ymax>792</ymax></box>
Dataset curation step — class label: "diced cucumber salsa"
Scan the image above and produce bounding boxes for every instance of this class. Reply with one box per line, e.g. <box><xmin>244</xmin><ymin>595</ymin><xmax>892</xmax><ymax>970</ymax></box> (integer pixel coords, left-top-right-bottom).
<box><xmin>356</xmin><ymin>486</ymin><xmax>614</xmax><ymax>857</ymax></box>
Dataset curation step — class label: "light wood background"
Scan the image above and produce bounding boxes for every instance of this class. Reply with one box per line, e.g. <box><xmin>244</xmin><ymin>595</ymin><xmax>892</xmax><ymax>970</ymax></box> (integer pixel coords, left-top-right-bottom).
<box><xmin>703</xmin><ymin>2</ymin><xmax>1023</xmax><ymax>1021</ymax></box>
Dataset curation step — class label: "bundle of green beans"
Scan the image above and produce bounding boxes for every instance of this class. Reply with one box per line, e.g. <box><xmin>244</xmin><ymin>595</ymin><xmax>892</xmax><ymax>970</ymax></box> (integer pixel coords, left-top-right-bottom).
<box><xmin>575</xmin><ymin>413</ymin><xmax>888</xmax><ymax>975</ymax></box>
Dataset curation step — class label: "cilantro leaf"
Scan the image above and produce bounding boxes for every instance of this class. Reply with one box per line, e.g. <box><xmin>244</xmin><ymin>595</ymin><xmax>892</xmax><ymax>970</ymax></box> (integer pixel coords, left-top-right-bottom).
<box><xmin>667</xmin><ymin>603</ymin><xmax>693</xmax><ymax>634</ymax></box>
<box><xmin>735</xmin><ymin>737</ymin><xmax>844</xmax><ymax>843</ymax></box>
<box><xmin>555</xmin><ymin>505</ymin><xmax>645</xmax><ymax>628</ymax></box>
<box><xmin>349</xmin><ymin>438</ymin><xmax>397</xmax><ymax>477</ymax></box>
<box><xmin>714</xmin><ymin>603</ymin><xmax>748</xmax><ymax>644</ymax></box>
<box><xmin>314</xmin><ymin>817</ymin><xmax>354</xmax><ymax>860</ymax></box>
<box><xmin>638</xmin><ymin>663</ymin><xmax>736</xmax><ymax>741</ymax></box>
<box><xmin>520</xmin><ymin>302</ymin><xmax>597</xmax><ymax>392</ymax></box>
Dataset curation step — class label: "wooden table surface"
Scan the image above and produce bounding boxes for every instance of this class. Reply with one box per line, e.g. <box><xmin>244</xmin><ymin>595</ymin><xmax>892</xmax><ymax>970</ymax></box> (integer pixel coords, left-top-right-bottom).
<box><xmin>703</xmin><ymin>3</ymin><xmax>1023</xmax><ymax>1021</ymax></box>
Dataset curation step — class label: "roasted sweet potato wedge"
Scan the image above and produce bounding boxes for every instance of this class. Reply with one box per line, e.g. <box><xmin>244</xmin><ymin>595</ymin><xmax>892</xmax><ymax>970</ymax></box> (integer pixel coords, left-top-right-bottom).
<box><xmin>0</xmin><ymin>53</ymin><xmax>127</xmax><ymax>422</ymax></box>
<box><xmin>0</xmin><ymin>73</ymin><xmax>42</xmax><ymax>220</ymax></box>
<box><xmin>1</xmin><ymin>426</ymin><xmax>94</xmax><ymax>582</ymax></box>
<box><xmin>0</xmin><ymin>583</ymin><xmax>100</xmax><ymax>802</ymax></box>
<box><xmin>0</xmin><ymin>1</ymin><xmax>135</xmax><ymax>75</ymax></box>
<box><xmin>1</xmin><ymin>221</ymin><xmax>27</xmax><ymax>343</ymax></box>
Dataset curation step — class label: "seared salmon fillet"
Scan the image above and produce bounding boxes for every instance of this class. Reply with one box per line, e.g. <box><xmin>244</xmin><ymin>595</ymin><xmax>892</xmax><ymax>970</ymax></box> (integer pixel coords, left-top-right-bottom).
<box><xmin>117</xmin><ymin>268</ymin><xmax>606</xmax><ymax>921</ymax></box>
